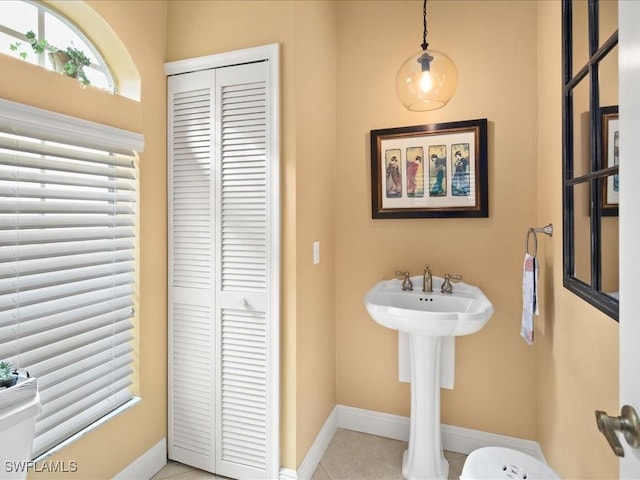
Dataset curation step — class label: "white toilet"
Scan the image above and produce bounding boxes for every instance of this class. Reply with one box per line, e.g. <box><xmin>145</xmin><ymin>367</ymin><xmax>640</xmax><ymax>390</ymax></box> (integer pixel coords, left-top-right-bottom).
<box><xmin>460</xmin><ymin>447</ymin><xmax>560</xmax><ymax>480</ymax></box>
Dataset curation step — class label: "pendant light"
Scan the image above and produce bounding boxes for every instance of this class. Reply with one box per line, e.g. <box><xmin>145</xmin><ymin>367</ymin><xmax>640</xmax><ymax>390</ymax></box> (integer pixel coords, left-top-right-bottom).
<box><xmin>396</xmin><ymin>0</ymin><xmax>457</xmax><ymax>111</ymax></box>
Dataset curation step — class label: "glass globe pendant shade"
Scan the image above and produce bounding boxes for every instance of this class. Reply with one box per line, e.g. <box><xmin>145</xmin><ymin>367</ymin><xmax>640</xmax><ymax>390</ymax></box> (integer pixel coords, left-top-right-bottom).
<box><xmin>396</xmin><ymin>48</ymin><xmax>458</xmax><ymax>111</ymax></box>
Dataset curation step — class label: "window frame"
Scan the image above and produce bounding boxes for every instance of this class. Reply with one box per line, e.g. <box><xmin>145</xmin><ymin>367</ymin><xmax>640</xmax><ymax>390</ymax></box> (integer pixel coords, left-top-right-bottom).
<box><xmin>562</xmin><ymin>0</ymin><xmax>619</xmax><ymax>320</ymax></box>
<box><xmin>0</xmin><ymin>0</ymin><xmax>116</xmax><ymax>92</ymax></box>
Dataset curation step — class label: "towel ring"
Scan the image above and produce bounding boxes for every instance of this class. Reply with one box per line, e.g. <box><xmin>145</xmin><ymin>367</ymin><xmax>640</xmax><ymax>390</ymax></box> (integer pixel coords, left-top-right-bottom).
<box><xmin>525</xmin><ymin>224</ymin><xmax>553</xmax><ymax>257</ymax></box>
<box><xmin>526</xmin><ymin>228</ymin><xmax>538</xmax><ymax>257</ymax></box>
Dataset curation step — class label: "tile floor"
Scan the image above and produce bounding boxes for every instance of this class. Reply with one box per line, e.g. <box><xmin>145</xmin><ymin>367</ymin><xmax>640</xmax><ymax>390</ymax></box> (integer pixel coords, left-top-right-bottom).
<box><xmin>311</xmin><ymin>429</ymin><xmax>466</xmax><ymax>480</ymax></box>
<box><xmin>151</xmin><ymin>460</ymin><xmax>222</xmax><ymax>480</ymax></box>
<box><xmin>152</xmin><ymin>429</ymin><xmax>467</xmax><ymax>480</ymax></box>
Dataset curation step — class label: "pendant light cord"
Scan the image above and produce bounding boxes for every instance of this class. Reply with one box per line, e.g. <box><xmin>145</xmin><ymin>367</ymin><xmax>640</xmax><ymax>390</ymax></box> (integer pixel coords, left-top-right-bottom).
<box><xmin>421</xmin><ymin>0</ymin><xmax>429</xmax><ymax>51</ymax></box>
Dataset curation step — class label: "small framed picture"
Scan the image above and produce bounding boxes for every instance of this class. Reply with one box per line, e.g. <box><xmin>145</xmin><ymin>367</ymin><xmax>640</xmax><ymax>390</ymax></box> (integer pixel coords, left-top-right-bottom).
<box><xmin>370</xmin><ymin>119</ymin><xmax>488</xmax><ymax>218</ymax></box>
<box><xmin>601</xmin><ymin>105</ymin><xmax>618</xmax><ymax>216</ymax></box>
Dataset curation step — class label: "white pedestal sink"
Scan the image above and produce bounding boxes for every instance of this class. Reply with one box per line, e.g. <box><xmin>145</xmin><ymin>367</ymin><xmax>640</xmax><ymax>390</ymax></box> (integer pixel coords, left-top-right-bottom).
<box><xmin>364</xmin><ymin>276</ymin><xmax>493</xmax><ymax>480</ymax></box>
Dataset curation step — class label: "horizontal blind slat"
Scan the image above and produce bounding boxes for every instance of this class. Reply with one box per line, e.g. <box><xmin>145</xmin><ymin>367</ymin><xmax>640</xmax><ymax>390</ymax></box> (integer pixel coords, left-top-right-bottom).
<box><xmin>0</xmin><ymin>215</ymin><xmax>134</xmax><ymax>229</ymax></box>
<box><xmin>0</xmin><ymin>284</ymin><xmax>133</xmax><ymax>326</ymax></box>
<box><xmin>0</xmin><ymin>262</ymin><xmax>134</xmax><ymax>295</ymax></box>
<box><xmin>0</xmin><ymin>152</ymin><xmax>135</xmax><ymax>179</ymax></box>
<box><xmin>0</xmin><ymin>297</ymin><xmax>133</xmax><ymax>333</ymax></box>
<box><xmin>0</xmin><ymin>272</ymin><xmax>134</xmax><ymax>310</ymax></box>
<box><xmin>0</xmin><ymin>305</ymin><xmax>133</xmax><ymax>346</ymax></box>
<box><xmin>0</xmin><ymin>135</ymin><xmax>135</xmax><ymax>168</ymax></box>
<box><xmin>38</xmin><ymin>364</ymin><xmax>132</xmax><ymax>411</ymax></box>
<box><xmin>0</xmin><ymin>184</ymin><xmax>134</xmax><ymax>202</ymax></box>
<box><xmin>0</xmin><ymin>239</ymin><xmax>134</xmax><ymax>262</ymax></box>
<box><xmin>0</xmin><ymin>226</ymin><xmax>134</xmax><ymax>245</ymax></box>
<box><xmin>0</xmin><ymin>201</ymin><xmax>134</xmax><ymax>215</ymax></box>
<box><xmin>0</xmin><ymin>170</ymin><xmax>135</xmax><ymax>191</ymax></box>
<box><xmin>13</xmin><ymin>330</ymin><xmax>133</xmax><ymax>378</ymax></box>
<box><xmin>0</xmin><ymin>250</ymin><xmax>134</xmax><ymax>278</ymax></box>
<box><xmin>36</xmin><ymin>343</ymin><xmax>132</xmax><ymax>390</ymax></box>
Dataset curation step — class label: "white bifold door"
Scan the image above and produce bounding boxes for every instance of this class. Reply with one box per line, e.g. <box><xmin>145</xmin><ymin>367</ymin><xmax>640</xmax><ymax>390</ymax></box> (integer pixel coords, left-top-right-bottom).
<box><xmin>167</xmin><ymin>49</ymin><xmax>279</xmax><ymax>480</ymax></box>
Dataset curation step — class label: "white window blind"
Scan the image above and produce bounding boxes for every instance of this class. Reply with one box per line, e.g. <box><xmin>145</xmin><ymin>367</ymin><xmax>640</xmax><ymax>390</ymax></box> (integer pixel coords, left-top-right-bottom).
<box><xmin>0</xmin><ymin>98</ymin><xmax>143</xmax><ymax>458</ymax></box>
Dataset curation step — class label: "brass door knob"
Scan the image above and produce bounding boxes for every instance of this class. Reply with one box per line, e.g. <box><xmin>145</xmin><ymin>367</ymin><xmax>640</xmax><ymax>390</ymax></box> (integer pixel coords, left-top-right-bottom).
<box><xmin>595</xmin><ymin>405</ymin><xmax>640</xmax><ymax>457</ymax></box>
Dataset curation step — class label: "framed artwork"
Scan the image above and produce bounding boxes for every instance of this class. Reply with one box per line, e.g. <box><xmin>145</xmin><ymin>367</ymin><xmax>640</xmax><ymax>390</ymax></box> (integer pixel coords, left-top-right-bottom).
<box><xmin>601</xmin><ymin>105</ymin><xmax>619</xmax><ymax>216</ymax></box>
<box><xmin>370</xmin><ymin>119</ymin><xmax>488</xmax><ymax>218</ymax></box>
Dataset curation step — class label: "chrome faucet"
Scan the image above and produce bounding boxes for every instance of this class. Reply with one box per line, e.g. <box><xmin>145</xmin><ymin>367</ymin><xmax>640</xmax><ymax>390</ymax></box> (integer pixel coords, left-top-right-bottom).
<box><xmin>441</xmin><ymin>273</ymin><xmax>462</xmax><ymax>294</ymax></box>
<box><xmin>395</xmin><ymin>271</ymin><xmax>413</xmax><ymax>291</ymax></box>
<box><xmin>422</xmin><ymin>264</ymin><xmax>433</xmax><ymax>292</ymax></box>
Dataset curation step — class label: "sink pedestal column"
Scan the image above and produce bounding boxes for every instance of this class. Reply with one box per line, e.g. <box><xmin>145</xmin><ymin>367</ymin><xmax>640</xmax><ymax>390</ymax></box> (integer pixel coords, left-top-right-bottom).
<box><xmin>402</xmin><ymin>335</ymin><xmax>448</xmax><ymax>480</ymax></box>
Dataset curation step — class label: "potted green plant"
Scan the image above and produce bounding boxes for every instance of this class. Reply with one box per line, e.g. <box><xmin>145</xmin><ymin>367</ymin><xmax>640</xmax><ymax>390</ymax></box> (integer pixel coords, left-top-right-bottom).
<box><xmin>0</xmin><ymin>360</ymin><xmax>18</xmax><ymax>388</ymax></box>
<box><xmin>10</xmin><ymin>30</ymin><xmax>91</xmax><ymax>86</ymax></box>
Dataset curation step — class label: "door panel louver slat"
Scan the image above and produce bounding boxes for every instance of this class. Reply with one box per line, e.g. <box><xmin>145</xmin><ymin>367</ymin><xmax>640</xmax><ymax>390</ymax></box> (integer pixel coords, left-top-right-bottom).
<box><xmin>171</xmin><ymin>302</ymin><xmax>214</xmax><ymax>457</ymax></box>
<box><xmin>171</xmin><ymin>87</ymin><xmax>212</xmax><ymax>290</ymax></box>
<box><xmin>219</xmin><ymin>308</ymin><xmax>267</xmax><ymax>470</ymax></box>
<box><xmin>219</xmin><ymin>81</ymin><xmax>268</xmax><ymax>292</ymax></box>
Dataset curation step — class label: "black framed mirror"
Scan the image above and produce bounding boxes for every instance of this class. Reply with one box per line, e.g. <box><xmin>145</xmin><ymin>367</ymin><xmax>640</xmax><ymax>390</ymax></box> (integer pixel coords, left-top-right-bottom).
<box><xmin>562</xmin><ymin>0</ymin><xmax>619</xmax><ymax>320</ymax></box>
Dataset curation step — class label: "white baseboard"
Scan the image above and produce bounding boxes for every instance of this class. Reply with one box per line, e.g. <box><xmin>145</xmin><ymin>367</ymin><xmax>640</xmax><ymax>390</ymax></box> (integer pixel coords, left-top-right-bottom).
<box><xmin>337</xmin><ymin>404</ymin><xmax>410</xmax><ymax>442</ymax></box>
<box><xmin>291</xmin><ymin>405</ymin><xmax>546</xmax><ymax>480</ymax></box>
<box><xmin>292</xmin><ymin>406</ymin><xmax>340</xmax><ymax>480</ymax></box>
<box><xmin>441</xmin><ymin>423</ymin><xmax>545</xmax><ymax>461</ymax></box>
<box><xmin>113</xmin><ymin>438</ymin><xmax>166</xmax><ymax>480</ymax></box>
<box><xmin>120</xmin><ymin>409</ymin><xmax>545</xmax><ymax>480</ymax></box>
<box><xmin>279</xmin><ymin>467</ymin><xmax>299</xmax><ymax>480</ymax></box>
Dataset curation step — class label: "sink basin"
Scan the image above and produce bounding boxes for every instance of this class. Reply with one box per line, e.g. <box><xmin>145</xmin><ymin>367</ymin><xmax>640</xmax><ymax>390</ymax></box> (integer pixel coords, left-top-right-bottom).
<box><xmin>364</xmin><ymin>276</ymin><xmax>493</xmax><ymax>336</ymax></box>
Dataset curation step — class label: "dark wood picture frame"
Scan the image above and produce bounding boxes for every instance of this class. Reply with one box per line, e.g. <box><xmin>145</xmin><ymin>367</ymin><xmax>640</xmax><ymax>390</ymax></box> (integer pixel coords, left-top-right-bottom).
<box><xmin>370</xmin><ymin>119</ymin><xmax>488</xmax><ymax>219</ymax></box>
<box><xmin>601</xmin><ymin>105</ymin><xmax>619</xmax><ymax>216</ymax></box>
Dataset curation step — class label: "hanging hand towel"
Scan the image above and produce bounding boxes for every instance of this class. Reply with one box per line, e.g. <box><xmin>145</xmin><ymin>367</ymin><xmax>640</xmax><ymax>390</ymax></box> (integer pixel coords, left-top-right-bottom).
<box><xmin>520</xmin><ymin>253</ymin><xmax>538</xmax><ymax>345</ymax></box>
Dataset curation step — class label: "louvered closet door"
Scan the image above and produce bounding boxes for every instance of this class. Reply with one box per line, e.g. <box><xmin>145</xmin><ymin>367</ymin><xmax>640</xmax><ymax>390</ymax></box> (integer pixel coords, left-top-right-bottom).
<box><xmin>213</xmin><ymin>61</ymin><xmax>275</xmax><ymax>480</ymax></box>
<box><xmin>168</xmin><ymin>57</ymin><xmax>278</xmax><ymax>480</ymax></box>
<box><xmin>168</xmin><ymin>69</ymin><xmax>217</xmax><ymax>473</ymax></box>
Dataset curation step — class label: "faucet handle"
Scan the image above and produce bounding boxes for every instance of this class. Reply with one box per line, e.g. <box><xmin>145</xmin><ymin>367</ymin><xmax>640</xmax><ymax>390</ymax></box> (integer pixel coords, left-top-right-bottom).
<box><xmin>395</xmin><ymin>271</ymin><xmax>413</xmax><ymax>291</ymax></box>
<box><xmin>441</xmin><ymin>273</ymin><xmax>462</xmax><ymax>294</ymax></box>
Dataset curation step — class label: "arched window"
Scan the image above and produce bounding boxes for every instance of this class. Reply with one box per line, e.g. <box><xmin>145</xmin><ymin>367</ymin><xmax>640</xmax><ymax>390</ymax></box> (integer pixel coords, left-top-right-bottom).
<box><xmin>0</xmin><ymin>0</ymin><xmax>115</xmax><ymax>92</ymax></box>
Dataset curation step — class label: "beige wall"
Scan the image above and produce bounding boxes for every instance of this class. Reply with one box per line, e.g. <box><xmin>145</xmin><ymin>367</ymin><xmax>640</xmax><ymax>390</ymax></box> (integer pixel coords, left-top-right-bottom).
<box><xmin>292</xmin><ymin>2</ymin><xmax>338</xmax><ymax>466</ymax></box>
<box><xmin>0</xmin><ymin>1</ymin><xmax>168</xmax><ymax>479</ymax></box>
<box><xmin>336</xmin><ymin>0</ymin><xmax>539</xmax><ymax>438</ymax></box>
<box><xmin>536</xmin><ymin>2</ymin><xmax>619</xmax><ymax>479</ymax></box>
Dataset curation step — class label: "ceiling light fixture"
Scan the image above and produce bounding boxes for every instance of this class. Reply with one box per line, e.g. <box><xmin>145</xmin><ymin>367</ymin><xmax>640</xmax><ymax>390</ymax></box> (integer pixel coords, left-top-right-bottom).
<box><xmin>396</xmin><ymin>0</ymin><xmax>458</xmax><ymax>111</ymax></box>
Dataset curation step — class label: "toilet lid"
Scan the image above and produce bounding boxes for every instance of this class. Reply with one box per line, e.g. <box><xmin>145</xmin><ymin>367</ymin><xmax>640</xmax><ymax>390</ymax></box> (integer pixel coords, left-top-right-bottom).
<box><xmin>460</xmin><ymin>447</ymin><xmax>561</xmax><ymax>480</ymax></box>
